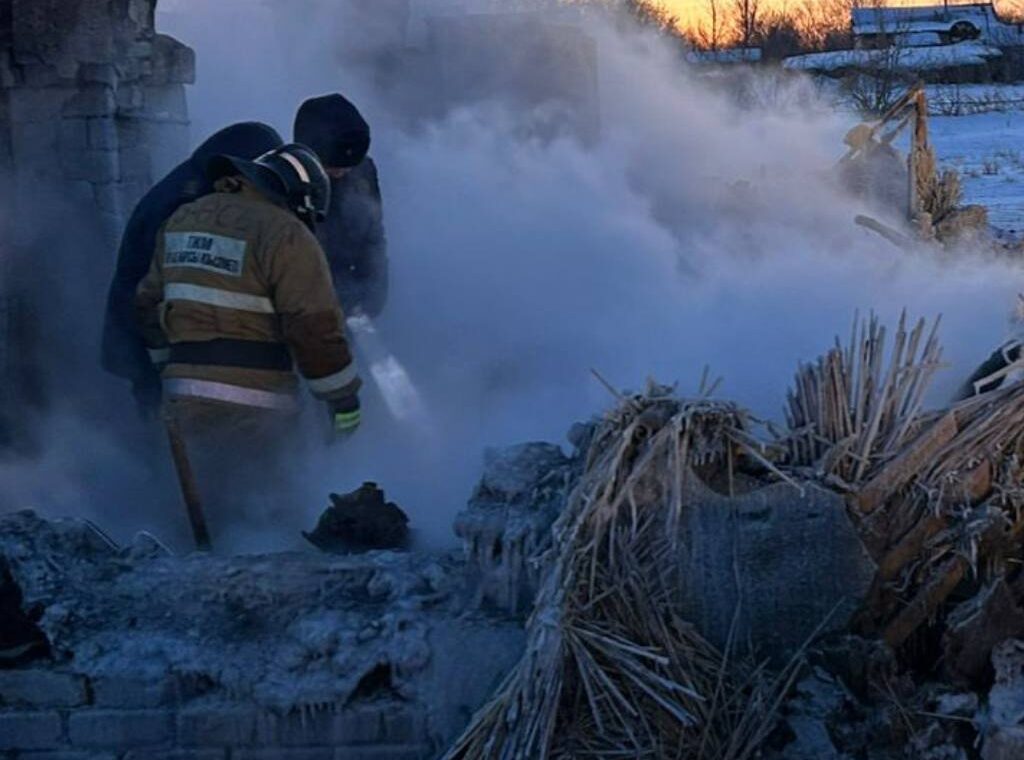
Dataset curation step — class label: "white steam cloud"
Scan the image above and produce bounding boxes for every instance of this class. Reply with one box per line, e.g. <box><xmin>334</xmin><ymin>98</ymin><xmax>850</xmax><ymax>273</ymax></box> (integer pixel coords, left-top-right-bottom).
<box><xmin>1</xmin><ymin>1</ymin><xmax>1019</xmax><ymax>551</ymax></box>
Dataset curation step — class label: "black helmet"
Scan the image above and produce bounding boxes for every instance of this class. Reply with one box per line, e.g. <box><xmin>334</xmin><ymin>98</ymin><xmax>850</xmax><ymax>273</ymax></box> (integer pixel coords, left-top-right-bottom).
<box><xmin>207</xmin><ymin>143</ymin><xmax>331</xmax><ymax>227</ymax></box>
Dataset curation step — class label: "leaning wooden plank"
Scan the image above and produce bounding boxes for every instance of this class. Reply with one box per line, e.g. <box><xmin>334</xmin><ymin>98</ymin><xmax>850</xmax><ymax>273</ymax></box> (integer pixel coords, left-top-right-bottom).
<box><xmin>855</xmin><ymin>215</ymin><xmax>916</xmax><ymax>252</ymax></box>
<box><xmin>856</xmin><ymin>411</ymin><xmax>958</xmax><ymax>514</ymax></box>
<box><xmin>877</xmin><ymin>515</ymin><xmax>948</xmax><ymax>582</ymax></box>
<box><xmin>883</xmin><ymin>556</ymin><xmax>967</xmax><ymax>649</ymax></box>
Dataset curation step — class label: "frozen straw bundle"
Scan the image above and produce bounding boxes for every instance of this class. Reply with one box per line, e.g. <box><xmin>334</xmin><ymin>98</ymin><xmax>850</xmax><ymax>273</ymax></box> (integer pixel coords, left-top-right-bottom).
<box><xmin>784</xmin><ymin>312</ymin><xmax>1024</xmax><ymax>654</ymax></box>
<box><xmin>447</xmin><ymin>312</ymin><xmax>1024</xmax><ymax>757</ymax></box>
<box><xmin>783</xmin><ymin>311</ymin><xmax>944</xmax><ymax>489</ymax></box>
<box><xmin>445</xmin><ymin>383</ymin><xmax>800</xmax><ymax>760</ymax></box>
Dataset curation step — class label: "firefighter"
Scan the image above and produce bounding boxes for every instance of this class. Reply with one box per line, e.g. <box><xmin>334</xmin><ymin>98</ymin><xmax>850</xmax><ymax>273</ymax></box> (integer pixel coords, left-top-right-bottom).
<box><xmin>294</xmin><ymin>94</ymin><xmax>388</xmax><ymax>317</ymax></box>
<box><xmin>135</xmin><ymin>143</ymin><xmax>362</xmax><ymax>450</ymax></box>
<box><xmin>102</xmin><ymin>122</ymin><xmax>284</xmax><ymax>416</ymax></box>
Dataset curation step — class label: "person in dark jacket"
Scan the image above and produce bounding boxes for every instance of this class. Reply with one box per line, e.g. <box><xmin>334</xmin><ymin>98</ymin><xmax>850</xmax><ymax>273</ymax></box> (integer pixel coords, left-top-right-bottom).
<box><xmin>101</xmin><ymin>122</ymin><xmax>284</xmax><ymax>415</ymax></box>
<box><xmin>956</xmin><ymin>297</ymin><xmax>1024</xmax><ymax>401</ymax></box>
<box><xmin>294</xmin><ymin>95</ymin><xmax>388</xmax><ymax>318</ymax></box>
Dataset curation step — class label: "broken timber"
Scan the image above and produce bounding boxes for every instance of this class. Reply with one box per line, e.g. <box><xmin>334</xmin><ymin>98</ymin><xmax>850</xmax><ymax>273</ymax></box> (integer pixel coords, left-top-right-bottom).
<box><xmin>855</xmin><ymin>410</ymin><xmax>958</xmax><ymax>514</ymax></box>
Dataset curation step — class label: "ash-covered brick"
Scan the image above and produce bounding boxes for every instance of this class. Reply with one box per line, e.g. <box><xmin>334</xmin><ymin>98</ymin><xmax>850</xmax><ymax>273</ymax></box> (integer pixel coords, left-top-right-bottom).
<box><xmin>58</xmin><ymin>118</ymin><xmax>89</xmax><ymax>153</ymax></box>
<box><xmin>19</xmin><ymin>753</ymin><xmax>117</xmax><ymax>760</ymax></box>
<box><xmin>235</xmin><ymin>750</ymin><xmax>333</xmax><ymax>760</ymax></box>
<box><xmin>90</xmin><ymin>676</ymin><xmax>176</xmax><ymax>709</ymax></box>
<box><xmin>381</xmin><ymin>709</ymin><xmax>428</xmax><ymax>744</ymax></box>
<box><xmin>61</xmin><ymin>87</ymin><xmax>116</xmax><ymax>118</ymax></box>
<box><xmin>60</xmin><ymin>148</ymin><xmax>119</xmax><ymax>183</ymax></box>
<box><xmin>177</xmin><ymin>707</ymin><xmax>257</xmax><ymax>746</ymax></box>
<box><xmin>8</xmin><ymin>88</ymin><xmax>68</xmax><ymax>124</ymax></box>
<box><xmin>77</xmin><ymin>63</ymin><xmax>118</xmax><ymax>87</ymax></box>
<box><xmin>87</xmin><ymin>118</ymin><xmax>118</xmax><ymax>150</ymax></box>
<box><xmin>123</xmin><ymin>750</ymin><xmax>225</xmax><ymax>760</ymax></box>
<box><xmin>0</xmin><ymin>669</ymin><xmax>87</xmax><ymax>707</ymax></box>
<box><xmin>331</xmin><ymin>706</ymin><xmax>388</xmax><ymax>745</ymax></box>
<box><xmin>68</xmin><ymin>709</ymin><xmax>173</xmax><ymax>748</ymax></box>
<box><xmin>268</xmin><ymin>706</ymin><xmax>386</xmax><ymax>747</ymax></box>
<box><xmin>333</xmin><ymin>746</ymin><xmax>432</xmax><ymax>760</ymax></box>
<box><xmin>0</xmin><ymin>711</ymin><xmax>63</xmax><ymax>750</ymax></box>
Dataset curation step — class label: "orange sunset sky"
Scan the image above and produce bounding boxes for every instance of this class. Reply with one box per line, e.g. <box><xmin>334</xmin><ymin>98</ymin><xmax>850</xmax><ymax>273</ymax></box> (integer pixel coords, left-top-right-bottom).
<box><xmin>661</xmin><ymin>0</ymin><xmax>1021</xmax><ymax>27</ymax></box>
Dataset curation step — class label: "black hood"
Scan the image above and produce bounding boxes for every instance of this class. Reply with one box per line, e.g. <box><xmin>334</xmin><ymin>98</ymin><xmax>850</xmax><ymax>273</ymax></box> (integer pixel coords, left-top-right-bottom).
<box><xmin>190</xmin><ymin>122</ymin><xmax>284</xmax><ymax>168</ymax></box>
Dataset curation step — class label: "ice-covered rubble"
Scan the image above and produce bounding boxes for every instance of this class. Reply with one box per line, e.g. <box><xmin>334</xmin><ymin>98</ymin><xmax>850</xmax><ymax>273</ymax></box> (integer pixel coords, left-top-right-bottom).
<box><xmin>0</xmin><ymin>509</ymin><xmax>523</xmax><ymax>736</ymax></box>
<box><xmin>453</xmin><ymin>439</ymin><xmax>580</xmax><ymax>614</ymax></box>
<box><xmin>2</xmin><ymin>408</ymin><xmax>1022</xmax><ymax>757</ymax></box>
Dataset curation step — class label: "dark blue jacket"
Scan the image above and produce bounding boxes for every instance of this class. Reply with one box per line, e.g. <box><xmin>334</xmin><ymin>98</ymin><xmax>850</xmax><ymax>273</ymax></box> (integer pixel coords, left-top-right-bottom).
<box><xmin>317</xmin><ymin>157</ymin><xmax>388</xmax><ymax>318</ymax></box>
<box><xmin>100</xmin><ymin>123</ymin><xmax>283</xmax><ymax>398</ymax></box>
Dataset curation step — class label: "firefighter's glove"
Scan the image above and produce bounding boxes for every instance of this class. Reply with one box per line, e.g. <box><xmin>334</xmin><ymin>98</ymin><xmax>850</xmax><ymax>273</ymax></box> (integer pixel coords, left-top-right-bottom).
<box><xmin>329</xmin><ymin>396</ymin><xmax>361</xmax><ymax>437</ymax></box>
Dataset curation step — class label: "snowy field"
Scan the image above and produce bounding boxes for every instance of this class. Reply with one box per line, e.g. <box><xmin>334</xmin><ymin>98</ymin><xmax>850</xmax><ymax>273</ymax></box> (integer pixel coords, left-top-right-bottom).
<box><xmin>930</xmin><ymin>107</ymin><xmax>1024</xmax><ymax>233</ymax></box>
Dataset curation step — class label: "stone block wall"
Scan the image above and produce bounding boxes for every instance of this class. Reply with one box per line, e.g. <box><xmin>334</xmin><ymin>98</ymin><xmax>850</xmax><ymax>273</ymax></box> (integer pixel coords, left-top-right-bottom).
<box><xmin>0</xmin><ymin>0</ymin><xmax>193</xmax><ymax>247</ymax></box>
<box><xmin>0</xmin><ymin>671</ymin><xmax>432</xmax><ymax>759</ymax></box>
<box><xmin>0</xmin><ymin>0</ymin><xmax>193</xmax><ymax>444</ymax></box>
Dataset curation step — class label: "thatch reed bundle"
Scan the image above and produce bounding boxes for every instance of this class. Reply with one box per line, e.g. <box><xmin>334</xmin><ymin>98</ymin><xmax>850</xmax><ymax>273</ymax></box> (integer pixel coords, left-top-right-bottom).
<box><xmin>784</xmin><ymin>313</ymin><xmax>1024</xmax><ymax>653</ymax></box>
<box><xmin>448</xmin><ymin>312</ymin><xmax>1024</xmax><ymax>758</ymax></box>
<box><xmin>783</xmin><ymin>311</ymin><xmax>943</xmax><ymax>489</ymax></box>
<box><xmin>445</xmin><ymin>385</ymin><xmax>799</xmax><ymax>760</ymax></box>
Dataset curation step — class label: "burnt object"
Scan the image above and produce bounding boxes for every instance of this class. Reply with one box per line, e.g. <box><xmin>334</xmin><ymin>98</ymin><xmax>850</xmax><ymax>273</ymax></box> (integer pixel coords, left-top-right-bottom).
<box><xmin>0</xmin><ymin>557</ymin><xmax>50</xmax><ymax>669</ymax></box>
<box><xmin>304</xmin><ymin>482</ymin><xmax>410</xmax><ymax>554</ymax></box>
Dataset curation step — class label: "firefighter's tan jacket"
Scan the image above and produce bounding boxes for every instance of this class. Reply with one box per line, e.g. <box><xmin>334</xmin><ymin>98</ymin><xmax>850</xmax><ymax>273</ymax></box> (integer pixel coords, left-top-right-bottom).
<box><xmin>135</xmin><ymin>180</ymin><xmax>360</xmax><ymax>412</ymax></box>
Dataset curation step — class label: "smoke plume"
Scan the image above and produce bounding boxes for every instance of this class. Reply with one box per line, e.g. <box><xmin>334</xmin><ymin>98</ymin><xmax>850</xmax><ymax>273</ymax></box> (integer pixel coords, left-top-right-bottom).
<box><xmin>2</xmin><ymin>1</ymin><xmax>1019</xmax><ymax>550</ymax></box>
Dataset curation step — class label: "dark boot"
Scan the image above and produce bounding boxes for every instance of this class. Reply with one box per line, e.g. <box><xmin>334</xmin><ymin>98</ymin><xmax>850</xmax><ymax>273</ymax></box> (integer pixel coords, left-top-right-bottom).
<box><xmin>0</xmin><ymin>557</ymin><xmax>50</xmax><ymax>668</ymax></box>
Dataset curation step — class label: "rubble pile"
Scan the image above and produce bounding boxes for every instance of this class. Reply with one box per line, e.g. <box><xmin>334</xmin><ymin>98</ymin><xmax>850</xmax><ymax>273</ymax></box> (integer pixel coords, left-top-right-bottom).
<box><xmin>0</xmin><ymin>510</ymin><xmax>524</xmax><ymax>756</ymax></box>
<box><xmin>780</xmin><ymin>312</ymin><xmax>1024</xmax><ymax>674</ymax></box>
<box><xmin>454</xmin><ymin>441</ymin><xmax>581</xmax><ymax>615</ymax></box>
<box><xmin>5</xmin><ymin>312</ymin><xmax>1024</xmax><ymax>757</ymax></box>
<box><xmin>447</xmin><ymin>313</ymin><xmax>1024</xmax><ymax>759</ymax></box>
<box><xmin>447</xmin><ymin>390</ymin><xmax>811</xmax><ymax>759</ymax></box>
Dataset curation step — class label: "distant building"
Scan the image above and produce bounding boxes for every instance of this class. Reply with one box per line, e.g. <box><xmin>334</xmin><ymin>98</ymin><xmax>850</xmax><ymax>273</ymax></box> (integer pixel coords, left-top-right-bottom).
<box><xmin>853</xmin><ymin>2</ymin><xmax>1024</xmax><ymax>50</ymax></box>
<box><xmin>686</xmin><ymin>47</ymin><xmax>763</xmax><ymax>66</ymax></box>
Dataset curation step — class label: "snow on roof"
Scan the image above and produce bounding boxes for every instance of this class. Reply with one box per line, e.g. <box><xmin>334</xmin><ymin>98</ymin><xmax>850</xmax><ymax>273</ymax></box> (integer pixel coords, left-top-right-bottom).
<box><xmin>686</xmin><ymin>47</ymin><xmax>762</xmax><ymax>65</ymax></box>
<box><xmin>783</xmin><ymin>40</ymin><xmax>1003</xmax><ymax>73</ymax></box>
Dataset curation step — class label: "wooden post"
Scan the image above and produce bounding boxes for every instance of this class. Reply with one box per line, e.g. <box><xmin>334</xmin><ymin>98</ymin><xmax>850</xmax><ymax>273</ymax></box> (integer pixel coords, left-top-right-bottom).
<box><xmin>909</xmin><ymin>87</ymin><xmax>930</xmax><ymax>224</ymax></box>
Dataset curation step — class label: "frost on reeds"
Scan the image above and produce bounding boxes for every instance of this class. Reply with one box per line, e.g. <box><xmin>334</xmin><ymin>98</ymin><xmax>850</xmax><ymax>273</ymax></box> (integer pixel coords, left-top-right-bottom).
<box><xmin>445</xmin><ymin>383</ymin><xmax>803</xmax><ymax>760</ymax></box>
<box><xmin>447</xmin><ymin>311</ymin><xmax>1024</xmax><ymax>758</ymax></box>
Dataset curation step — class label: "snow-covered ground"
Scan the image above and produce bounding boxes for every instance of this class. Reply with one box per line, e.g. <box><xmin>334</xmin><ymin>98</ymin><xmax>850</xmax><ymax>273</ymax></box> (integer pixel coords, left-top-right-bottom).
<box><xmin>929</xmin><ymin>109</ymin><xmax>1024</xmax><ymax>232</ymax></box>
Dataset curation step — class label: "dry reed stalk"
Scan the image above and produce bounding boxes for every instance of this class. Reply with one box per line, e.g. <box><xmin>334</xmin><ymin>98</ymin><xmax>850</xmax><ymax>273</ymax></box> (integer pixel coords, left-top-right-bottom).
<box><xmin>783</xmin><ymin>312</ymin><xmax>943</xmax><ymax>488</ymax></box>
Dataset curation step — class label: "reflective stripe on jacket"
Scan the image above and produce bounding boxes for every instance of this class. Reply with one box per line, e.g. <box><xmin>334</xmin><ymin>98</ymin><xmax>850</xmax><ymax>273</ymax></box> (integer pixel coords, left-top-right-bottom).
<box><xmin>134</xmin><ymin>181</ymin><xmax>360</xmax><ymax>408</ymax></box>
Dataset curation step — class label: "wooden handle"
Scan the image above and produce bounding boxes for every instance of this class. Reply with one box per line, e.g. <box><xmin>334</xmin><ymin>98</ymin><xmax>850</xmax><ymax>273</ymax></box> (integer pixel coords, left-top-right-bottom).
<box><xmin>164</xmin><ymin>416</ymin><xmax>212</xmax><ymax>552</ymax></box>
